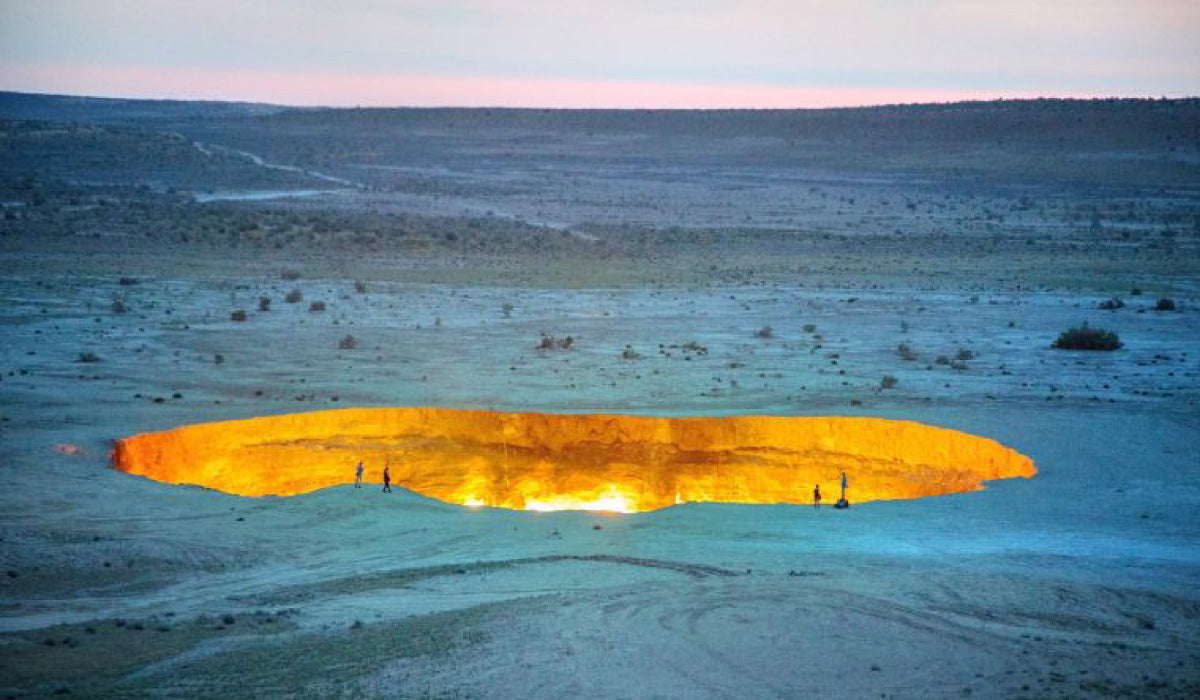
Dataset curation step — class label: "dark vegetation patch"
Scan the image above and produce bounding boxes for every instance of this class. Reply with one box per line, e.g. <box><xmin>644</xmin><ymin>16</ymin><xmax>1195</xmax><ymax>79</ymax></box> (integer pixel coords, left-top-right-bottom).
<box><xmin>0</xmin><ymin>610</ymin><xmax>299</xmax><ymax>697</ymax></box>
<box><xmin>1052</xmin><ymin>324</ymin><xmax>1122</xmax><ymax>351</ymax></box>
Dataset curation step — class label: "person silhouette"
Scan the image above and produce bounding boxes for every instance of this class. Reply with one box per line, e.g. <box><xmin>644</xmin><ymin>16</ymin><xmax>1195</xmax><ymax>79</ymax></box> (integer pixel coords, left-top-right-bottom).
<box><xmin>382</xmin><ymin>459</ymin><xmax>392</xmax><ymax>493</ymax></box>
<box><xmin>813</xmin><ymin>484</ymin><xmax>821</xmax><ymax>509</ymax></box>
<box><xmin>355</xmin><ymin>461</ymin><xmax>364</xmax><ymax>489</ymax></box>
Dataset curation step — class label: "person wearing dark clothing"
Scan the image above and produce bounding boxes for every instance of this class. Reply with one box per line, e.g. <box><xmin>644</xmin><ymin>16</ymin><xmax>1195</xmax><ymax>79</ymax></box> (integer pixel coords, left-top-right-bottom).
<box><xmin>382</xmin><ymin>461</ymin><xmax>392</xmax><ymax>493</ymax></box>
<box><xmin>813</xmin><ymin>484</ymin><xmax>821</xmax><ymax>509</ymax></box>
<box><xmin>355</xmin><ymin>461</ymin><xmax>364</xmax><ymax>489</ymax></box>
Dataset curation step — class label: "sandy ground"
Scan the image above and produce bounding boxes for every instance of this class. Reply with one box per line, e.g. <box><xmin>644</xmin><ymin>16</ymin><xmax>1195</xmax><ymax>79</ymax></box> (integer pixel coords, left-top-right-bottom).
<box><xmin>2</xmin><ymin>260</ymin><xmax>1199</xmax><ymax>699</ymax></box>
<box><xmin>2</xmin><ymin>97</ymin><xmax>1199</xmax><ymax>698</ymax></box>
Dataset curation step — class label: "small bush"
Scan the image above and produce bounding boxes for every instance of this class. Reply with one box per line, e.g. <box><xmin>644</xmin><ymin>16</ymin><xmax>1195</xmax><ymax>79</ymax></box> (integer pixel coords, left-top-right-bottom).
<box><xmin>258</xmin><ymin>296</ymin><xmax>271</xmax><ymax>312</ymax></box>
<box><xmin>955</xmin><ymin>348</ymin><xmax>975</xmax><ymax>361</ymax></box>
<box><xmin>880</xmin><ymin>375</ymin><xmax>898</xmax><ymax>389</ymax></box>
<box><xmin>280</xmin><ymin>269</ymin><xmax>301</xmax><ymax>281</ymax></box>
<box><xmin>502</xmin><ymin>303</ymin><xmax>514</xmax><ymax>318</ymax></box>
<box><xmin>308</xmin><ymin>301</ymin><xmax>326</xmax><ymax>312</ymax></box>
<box><xmin>1130</xmin><ymin>288</ymin><xmax>1142</xmax><ymax>296</ymax></box>
<box><xmin>935</xmin><ymin>355</ymin><xmax>950</xmax><ymax>365</ymax></box>
<box><xmin>1155</xmin><ymin>298</ymin><xmax>1176</xmax><ymax>311</ymax></box>
<box><xmin>214</xmin><ymin>354</ymin><xmax>225</xmax><ymax>365</ymax></box>
<box><xmin>338</xmin><ymin>335</ymin><xmax>357</xmax><ymax>350</ymax></box>
<box><xmin>354</xmin><ymin>280</ymin><xmax>367</xmax><ymax>294</ymax></box>
<box><xmin>537</xmin><ymin>334</ymin><xmax>574</xmax><ymax>350</ymax></box>
<box><xmin>78</xmin><ymin>352</ymin><xmax>101</xmax><ymax>363</ymax></box>
<box><xmin>896</xmin><ymin>343</ymin><xmax>917</xmax><ymax>361</ymax></box>
<box><xmin>285</xmin><ymin>289</ymin><xmax>303</xmax><ymax>304</ymax></box>
<box><xmin>230</xmin><ymin>310</ymin><xmax>247</xmax><ymax>322</ymax></box>
<box><xmin>802</xmin><ymin>323</ymin><xmax>817</xmax><ymax>333</ymax></box>
<box><xmin>755</xmin><ymin>326</ymin><xmax>773</xmax><ymax>339</ymax></box>
<box><xmin>1052</xmin><ymin>323</ymin><xmax>1121</xmax><ymax>351</ymax></box>
<box><xmin>111</xmin><ymin>298</ymin><xmax>127</xmax><ymax>314</ymax></box>
<box><xmin>621</xmin><ymin>344</ymin><xmax>642</xmax><ymax>360</ymax></box>
<box><xmin>1099</xmin><ymin>297</ymin><xmax>1124</xmax><ymax>310</ymax></box>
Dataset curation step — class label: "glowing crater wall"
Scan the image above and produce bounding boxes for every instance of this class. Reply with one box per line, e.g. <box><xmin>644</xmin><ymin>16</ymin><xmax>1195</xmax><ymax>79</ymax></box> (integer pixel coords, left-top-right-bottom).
<box><xmin>111</xmin><ymin>408</ymin><xmax>1035</xmax><ymax>511</ymax></box>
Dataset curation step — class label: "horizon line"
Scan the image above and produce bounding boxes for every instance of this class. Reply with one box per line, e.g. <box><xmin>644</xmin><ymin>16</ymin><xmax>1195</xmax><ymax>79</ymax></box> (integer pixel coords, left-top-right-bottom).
<box><xmin>5</xmin><ymin>87</ymin><xmax>1198</xmax><ymax>113</ymax></box>
<box><xmin>2</xmin><ymin>65</ymin><xmax>1196</xmax><ymax>111</ymax></box>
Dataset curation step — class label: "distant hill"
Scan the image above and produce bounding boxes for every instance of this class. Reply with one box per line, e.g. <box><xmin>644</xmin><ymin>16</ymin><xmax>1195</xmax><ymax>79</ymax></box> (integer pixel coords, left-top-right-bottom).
<box><xmin>0</xmin><ymin>91</ymin><xmax>287</xmax><ymax>123</ymax></box>
<box><xmin>2</xmin><ymin>91</ymin><xmax>1197</xmax><ymax>189</ymax></box>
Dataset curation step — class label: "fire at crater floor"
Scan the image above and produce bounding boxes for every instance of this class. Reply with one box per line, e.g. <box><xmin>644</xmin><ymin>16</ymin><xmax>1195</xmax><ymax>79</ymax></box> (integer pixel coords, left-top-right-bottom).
<box><xmin>112</xmin><ymin>408</ymin><xmax>1035</xmax><ymax>511</ymax></box>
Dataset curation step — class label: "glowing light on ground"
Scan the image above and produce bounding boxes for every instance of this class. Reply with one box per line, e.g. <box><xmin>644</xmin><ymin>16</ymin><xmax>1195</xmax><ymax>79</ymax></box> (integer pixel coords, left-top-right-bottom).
<box><xmin>111</xmin><ymin>408</ymin><xmax>1035</xmax><ymax>511</ymax></box>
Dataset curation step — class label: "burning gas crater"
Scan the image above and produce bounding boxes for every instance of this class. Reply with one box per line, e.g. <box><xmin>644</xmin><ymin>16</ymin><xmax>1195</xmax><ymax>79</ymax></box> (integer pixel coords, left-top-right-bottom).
<box><xmin>112</xmin><ymin>408</ymin><xmax>1035</xmax><ymax>512</ymax></box>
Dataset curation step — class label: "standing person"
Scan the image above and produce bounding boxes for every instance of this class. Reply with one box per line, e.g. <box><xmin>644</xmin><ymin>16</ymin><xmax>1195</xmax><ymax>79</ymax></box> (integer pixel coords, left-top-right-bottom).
<box><xmin>355</xmin><ymin>461</ymin><xmax>364</xmax><ymax>489</ymax></box>
<box><xmin>836</xmin><ymin>471</ymin><xmax>850</xmax><ymax>509</ymax></box>
<box><xmin>813</xmin><ymin>483</ymin><xmax>821</xmax><ymax>509</ymax></box>
<box><xmin>382</xmin><ymin>458</ymin><xmax>392</xmax><ymax>493</ymax></box>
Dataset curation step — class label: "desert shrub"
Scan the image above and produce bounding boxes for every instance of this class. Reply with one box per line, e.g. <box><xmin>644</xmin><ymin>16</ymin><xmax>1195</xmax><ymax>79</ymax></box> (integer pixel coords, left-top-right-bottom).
<box><xmin>1130</xmin><ymin>288</ymin><xmax>1142</xmax><ymax>296</ymax></box>
<box><xmin>896</xmin><ymin>343</ymin><xmax>917</xmax><ymax>361</ymax></box>
<box><xmin>230</xmin><ymin>310</ymin><xmax>247</xmax><ymax>322</ymax></box>
<box><xmin>308</xmin><ymin>301</ymin><xmax>326</xmax><ymax>312</ymax></box>
<box><xmin>621</xmin><ymin>344</ymin><xmax>642</xmax><ymax>360</ymax></box>
<box><xmin>502</xmin><ymin>303</ymin><xmax>514</xmax><ymax>318</ymax></box>
<box><xmin>955</xmin><ymin>348</ymin><xmax>975</xmax><ymax>361</ymax></box>
<box><xmin>118</xmin><ymin>277</ymin><xmax>139</xmax><ymax>286</ymax></box>
<box><xmin>935</xmin><ymin>355</ymin><xmax>950</xmax><ymax>365</ymax></box>
<box><xmin>111</xmin><ymin>298</ymin><xmax>127</xmax><ymax>314</ymax></box>
<box><xmin>214</xmin><ymin>354</ymin><xmax>225</xmax><ymax>364</ymax></box>
<box><xmin>1099</xmin><ymin>297</ymin><xmax>1125</xmax><ymax>310</ymax></box>
<box><xmin>354</xmin><ymin>280</ymin><xmax>367</xmax><ymax>294</ymax></box>
<box><xmin>537</xmin><ymin>334</ymin><xmax>575</xmax><ymax>350</ymax></box>
<box><xmin>1155</xmin><ymin>298</ymin><xmax>1176</xmax><ymax>311</ymax></box>
<box><xmin>681</xmin><ymin>341</ymin><xmax>708</xmax><ymax>354</ymax></box>
<box><xmin>280</xmin><ymin>269</ymin><xmax>301</xmax><ymax>281</ymax></box>
<box><xmin>1052</xmin><ymin>323</ymin><xmax>1121</xmax><ymax>351</ymax></box>
<box><xmin>880</xmin><ymin>375</ymin><xmax>898</xmax><ymax>389</ymax></box>
<box><xmin>78</xmin><ymin>352</ymin><xmax>101</xmax><ymax>363</ymax></box>
<box><xmin>802</xmin><ymin>323</ymin><xmax>817</xmax><ymax>333</ymax></box>
<box><xmin>258</xmin><ymin>296</ymin><xmax>271</xmax><ymax>312</ymax></box>
<box><xmin>338</xmin><ymin>335</ymin><xmax>356</xmax><ymax>350</ymax></box>
<box><xmin>755</xmin><ymin>326</ymin><xmax>773</xmax><ymax>339</ymax></box>
<box><xmin>285</xmin><ymin>289</ymin><xmax>303</xmax><ymax>304</ymax></box>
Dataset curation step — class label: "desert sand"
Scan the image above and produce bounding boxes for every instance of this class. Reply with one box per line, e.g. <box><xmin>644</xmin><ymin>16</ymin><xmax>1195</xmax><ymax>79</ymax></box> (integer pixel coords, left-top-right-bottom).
<box><xmin>1</xmin><ymin>95</ymin><xmax>1198</xmax><ymax>698</ymax></box>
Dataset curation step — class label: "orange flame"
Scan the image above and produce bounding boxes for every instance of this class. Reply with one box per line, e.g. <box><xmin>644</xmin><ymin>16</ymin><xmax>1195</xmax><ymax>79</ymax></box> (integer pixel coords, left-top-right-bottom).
<box><xmin>111</xmin><ymin>408</ymin><xmax>1035</xmax><ymax>511</ymax></box>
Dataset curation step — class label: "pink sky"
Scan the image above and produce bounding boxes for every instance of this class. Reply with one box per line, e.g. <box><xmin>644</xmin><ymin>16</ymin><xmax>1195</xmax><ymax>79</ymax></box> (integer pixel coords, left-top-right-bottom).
<box><xmin>0</xmin><ymin>64</ymin><xmax>1119</xmax><ymax>109</ymax></box>
<box><xmin>1</xmin><ymin>0</ymin><xmax>1197</xmax><ymax>108</ymax></box>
